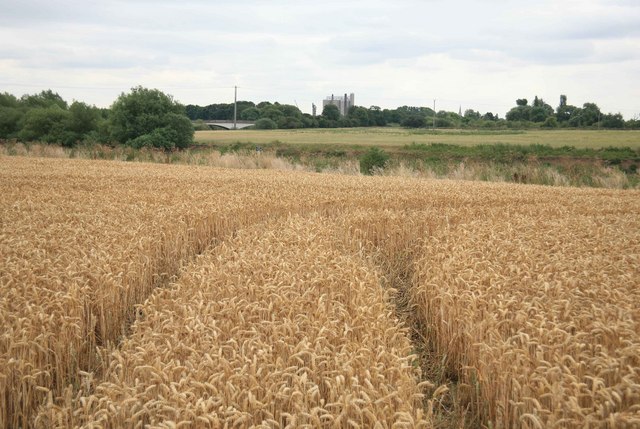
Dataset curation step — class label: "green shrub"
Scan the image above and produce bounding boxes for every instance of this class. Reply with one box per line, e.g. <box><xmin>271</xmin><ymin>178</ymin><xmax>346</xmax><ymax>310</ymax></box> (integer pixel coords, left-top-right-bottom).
<box><xmin>254</xmin><ymin>118</ymin><xmax>278</xmax><ymax>129</ymax></box>
<box><xmin>542</xmin><ymin>117</ymin><xmax>558</xmax><ymax>128</ymax></box>
<box><xmin>401</xmin><ymin>115</ymin><xmax>426</xmax><ymax>128</ymax></box>
<box><xmin>129</xmin><ymin>127</ymin><xmax>179</xmax><ymax>150</ymax></box>
<box><xmin>110</xmin><ymin>86</ymin><xmax>193</xmax><ymax>148</ymax></box>
<box><xmin>359</xmin><ymin>147</ymin><xmax>389</xmax><ymax>175</ymax></box>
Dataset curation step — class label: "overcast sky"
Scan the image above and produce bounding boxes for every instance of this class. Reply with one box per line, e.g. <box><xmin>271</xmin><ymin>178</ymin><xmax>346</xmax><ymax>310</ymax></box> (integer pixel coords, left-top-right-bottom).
<box><xmin>1</xmin><ymin>0</ymin><xmax>638</xmax><ymax>117</ymax></box>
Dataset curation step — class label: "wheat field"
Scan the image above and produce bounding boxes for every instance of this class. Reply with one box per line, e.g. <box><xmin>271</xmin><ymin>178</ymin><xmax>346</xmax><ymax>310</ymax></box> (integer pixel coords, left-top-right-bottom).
<box><xmin>1</xmin><ymin>156</ymin><xmax>639</xmax><ymax>428</ymax></box>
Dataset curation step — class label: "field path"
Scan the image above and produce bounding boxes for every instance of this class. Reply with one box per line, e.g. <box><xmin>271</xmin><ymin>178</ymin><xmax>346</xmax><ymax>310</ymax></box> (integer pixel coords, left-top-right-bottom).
<box><xmin>54</xmin><ymin>214</ymin><xmax>429</xmax><ymax>427</ymax></box>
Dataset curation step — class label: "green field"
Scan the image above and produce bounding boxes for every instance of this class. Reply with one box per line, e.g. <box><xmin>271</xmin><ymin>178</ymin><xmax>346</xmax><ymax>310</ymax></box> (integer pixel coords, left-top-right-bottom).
<box><xmin>195</xmin><ymin>127</ymin><xmax>640</xmax><ymax>150</ymax></box>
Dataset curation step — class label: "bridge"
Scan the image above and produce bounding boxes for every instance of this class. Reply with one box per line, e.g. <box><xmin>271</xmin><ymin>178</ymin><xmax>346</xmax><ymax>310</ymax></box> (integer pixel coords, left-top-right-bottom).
<box><xmin>201</xmin><ymin>120</ymin><xmax>256</xmax><ymax>130</ymax></box>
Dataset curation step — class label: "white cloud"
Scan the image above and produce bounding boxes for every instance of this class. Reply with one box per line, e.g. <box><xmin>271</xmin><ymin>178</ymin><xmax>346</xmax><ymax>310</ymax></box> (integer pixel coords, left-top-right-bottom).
<box><xmin>0</xmin><ymin>0</ymin><xmax>638</xmax><ymax>117</ymax></box>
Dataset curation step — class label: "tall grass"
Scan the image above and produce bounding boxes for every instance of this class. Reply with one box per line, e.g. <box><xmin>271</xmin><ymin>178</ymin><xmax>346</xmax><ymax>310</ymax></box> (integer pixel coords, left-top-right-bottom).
<box><xmin>1</xmin><ymin>142</ymin><xmax>636</xmax><ymax>188</ymax></box>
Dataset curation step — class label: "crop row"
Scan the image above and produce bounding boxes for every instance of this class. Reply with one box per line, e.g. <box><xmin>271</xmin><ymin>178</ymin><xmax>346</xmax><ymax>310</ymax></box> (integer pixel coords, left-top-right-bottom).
<box><xmin>2</xmin><ymin>156</ymin><xmax>639</xmax><ymax>428</ymax></box>
<box><xmin>42</xmin><ymin>215</ymin><xmax>428</xmax><ymax>427</ymax></box>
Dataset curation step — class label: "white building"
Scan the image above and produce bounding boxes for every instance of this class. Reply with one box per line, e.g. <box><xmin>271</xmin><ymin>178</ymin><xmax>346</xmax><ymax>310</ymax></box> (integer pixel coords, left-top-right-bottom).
<box><xmin>322</xmin><ymin>93</ymin><xmax>355</xmax><ymax>116</ymax></box>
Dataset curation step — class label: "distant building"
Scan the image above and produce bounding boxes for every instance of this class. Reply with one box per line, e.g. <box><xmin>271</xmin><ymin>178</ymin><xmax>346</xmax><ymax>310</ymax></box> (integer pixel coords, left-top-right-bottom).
<box><xmin>323</xmin><ymin>93</ymin><xmax>355</xmax><ymax>117</ymax></box>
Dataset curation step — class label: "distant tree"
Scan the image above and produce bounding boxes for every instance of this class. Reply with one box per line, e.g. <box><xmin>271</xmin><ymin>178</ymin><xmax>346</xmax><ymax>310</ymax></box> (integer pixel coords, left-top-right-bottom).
<box><xmin>322</xmin><ymin>104</ymin><xmax>341</xmax><ymax>121</ymax></box>
<box><xmin>581</xmin><ymin>103</ymin><xmax>602</xmax><ymax>127</ymax></box>
<box><xmin>240</xmin><ymin>107</ymin><xmax>260</xmax><ymax>121</ymax></box>
<box><xmin>67</xmin><ymin>101</ymin><xmax>101</xmax><ymax>136</ymax></box>
<box><xmin>0</xmin><ymin>104</ymin><xmax>23</xmax><ymax>138</ymax></box>
<box><xmin>18</xmin><ymin>106</ymin><xmax>72</xmax><ymax>143</ymax></box>
<box><xmin>109</xmin><ymin>86</ymin><xmax>193</xmax><ymax>149</ymax></box>
<box><xmin>464</xmin><ymin>109</ymin><xmax>481</xmax><ymax>120</ymax></box>
<box><xmin>601</xmin><ymin>113</ymin><xmax>624</xmax><ymax>129</ymax></box>
<box><xmin>260</xmin><ymin>106</ymin><xmax>285</xmax><ymax>121</ymax></box>
<box><xmin>435</xmin><ymin>117</ymin><xmax>455</xmax><ymax>128</ymax></box>
<box><xmin>556</xmin><ymin>102</ymin><xmax>579</xmax><ymax>123</ymax></box>
<box><xmin>368</xmin><ymin>106</ymin><xmax>387</xmax><ymax>126</ymax></box>
<box><xmin>0</xmin><ymin>92</ymin><xmax>19</xmax><ymax>108</ymax></box>
<box><xmin>625</xmin><ymin>118</ymin><xmax>640</xmax><ymax>129</ymax></box>
<box><xmin>383</xmin><ymin>108</ymin><xmax>403</xmax><ymax>124</ymax></box>
<box><xmin>301</xmin><ymin>114</ymin><xmax>319</xmax><ymax>128</ymax></box>
<box><xmin>567</xmin><ymin>107</ymin><xmax>585</xmax><ymax>127</ymax></box>
<box><xmin>202</xmin><ymin>103</ymin><xmax>234</xmax><ymax>120</ymax></box>
<box><xmin>318</xmin><ymin>117</ymin><xmax>338</xmax><ymax>128</ymax></box>
<box><xmin>541</xmin><ymin>116</ymin><xmax>558</xmax><ymax>128</ymax></box>
<box><xmin>277</xmin><ymin>116</ymin><xmax>304</xmax><ymax>129</ymax></box>
<box><xmin>279</xmin><ymin>104</ymin><xmax>302</xmax><ymax>119</ymax></box>
<box><xmin>401</xmin><ymin>114</ymin><xmax>427</xmax><ymax>128</ymax></box>
<box><xmin>506</xmin><ymin>103</ymin><xmax>532</xmax><ymax>121</ymax></box>
<box><xmin>348</xmin><ymin>106</ymin><xmax>370</xmax><ymax>126</ymax></box>
<box><xmin>516</xmin><ymin>98</ymin><xmax>528</xmax><ymax>106</ymax></box>
<box><xmin>527</xmin><ymin>96</ymin><xmax>554</xmax><ymax>122</ymax></box>
<box><xmin>435</xmin><ymin>110</ymin><xmax>462</xmax><ymax>128</ymax></box>
<box><xmin>185</xmin><ymin>104</ymin><xmax>204</xmax><ymax>120</ymax></box>
<box><xmin>235</xmin><ymin>101</ymin><xmax>256</xmax><ymax>118</ymax></box>
<box><xmin>337</xmin><ymin>117</ymin><xmax>356</xmax><ymax>128</ymax></box>
<box><xmin>482</xmin><ymin>112</ymin><xmax>497</xmax><ymax>121</ymax></box>
<box><xmin>254</xmin><ymin>118</ymin><xmax>278</xmax><ymax>129</ymax></box>
<box><xmin>20</xmin><ymin>89</ymin><xmax>68</xmax><ymax>109</ymax></box>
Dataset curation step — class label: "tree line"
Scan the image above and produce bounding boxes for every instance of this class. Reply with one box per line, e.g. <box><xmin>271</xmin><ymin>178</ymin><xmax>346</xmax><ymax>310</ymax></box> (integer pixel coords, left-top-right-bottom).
<box><xmin>188</xmin><ymin>95</ymin><xmax>637</xmax><ymax>130</ymax></box>
<box><xmin>503</xmin><ymin>95</ymin><xmax>634</xmax><ymax>129</ymax></box>
<box><xmin>1</xmin><ymin>87</ymin><xmax>637</xmax><ymax>151</ymax></box>
<box><xmin>187</xmin><ymin>102</ymin><xmax>489</xmax><ymax>129</ymax></box>
<box><xmin>0</xmin><ymin>87</ymin><xmax>194</xmax><ymax>149</ymax></box>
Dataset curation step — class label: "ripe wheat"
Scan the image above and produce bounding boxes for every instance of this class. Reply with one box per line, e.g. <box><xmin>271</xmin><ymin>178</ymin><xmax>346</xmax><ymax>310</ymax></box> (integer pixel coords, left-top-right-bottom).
<box><xmin>1</xmin><ymin>155</ymin><xmax>639</xmax><ymax>428</ymax></box>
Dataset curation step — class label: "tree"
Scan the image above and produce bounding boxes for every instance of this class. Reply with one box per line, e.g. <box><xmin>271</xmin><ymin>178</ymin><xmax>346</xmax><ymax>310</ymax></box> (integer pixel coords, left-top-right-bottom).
<box><xmin>185</xmin><ymin>104</ymin><xmax>204</xmax><ymax>120</ymax></box>
<box><xmin>67</xmin><ymin>101</ymin><xmax>101</xmax><ymax>136</ymax></box>
<box><xmin>277</xmin><ymin>116</ymin><xmax>304</xmax><ymax>129</ymax></box>
<box><xmin>567</xmin><ymin>107</ymin><xmax>585</xmax><ymax>127</ymax></box>
<box><xmin>0</xmin><ymin>107</ymin><xmax>23</xmax><ymax>138</ymax></box>
<box><xmin>482</xmin><ymin>112</ymin><xmax>497</xmax><ymax>121</ymax></box>
<box><xmin>529</xmin><ymin>97</ymin><xmax>554</xmax><ymax>122</ymax></box>
<box><xmin>18</xmin><ymin>106</ymin><xmax>72</xmax><ymax>144</ymax></box>
<box><xmin>254</xmin><ymin>118</ymin><xmax>277</xmax><ymax>129</ymax></box>
<box><xmin>401</xmin><ymin>114</ymin><xmax>426</xmax><ymax>128</ymax></box>
<box><xmin>235</xmin><ymin>101</ymin><xmax>256</xmax><ymax>119</ymax></box>
<box><xmin>464</xmin><ymin>109</ymin><xmax>481</xmax><ymax>120</ymax></box>
<box><xmin>301</xmin><ymin>114</ymin><xmax>319</xmax><ymax>128</ymax></box>
<box><xmin>0</xmin><ymin>92</ymin><xmax>19</xmax><ymax>108</ymax></box>
<box><xmin>542</xmin><ymin>116</ymin><xmax>558</xmax><ymax>128</ymax></box>
<box><xmin>506</xmin><ymin>104</ymin><xmax>531</xmax><ymax>121</ymax></box>
<box><xmin>162</xmin><ymin>113</ymin><xmax>195</xmax><ymax>149</ymax></box>
<box><xmin>516</xmin><ymin>98</ymin><xmax>528</xmax><ymax>106</ymax></box>
<box><xmin>260</xmin><ymin>106</ymin><xmax>285</xmax><ymax>121</ymax></box>
<box><xmin>601</xmin><ymin>113</ymin><xmax>624</xmax><ymax>129</ymax></box>
<box><xmin>240</xmin><ymin>107</ymin><xmax>260</xmax><ymax>121</ymax></box>
<box><xmin>109</xmin><ymin>86</ymin><xmax>193</xmax><ymax>149</ymax></box>
<box><xmin>368</xmin><ymin>106</ymin><xmax>387</xmax><ymax>126</ymax></box>
<box><xmin>581</xmin><ymin>103</ymin><xmax>602</xmax><ymax>127</ymax></box>
<box><xmin>20</xmin><ymin>89</ymin><xmax>68</xmax><ymax>109</ymax></box>
<box><xmin>348</xmin><ymin>106</ymin><xmax>370</xmax><ymax>126</ymax></box>
<box><xmin>556</xmin><ymin>102</ymin><xmax>579</xmax><ymax>123</ymax></box>
<box><xmin>129</xmin><ymin>127</ymin><xmax>179</xmax><ymax>150</ymax></box>
<box><xmin>279</xmin><ymin>104</ymin><xmax>302</xmax><ymax>119</ymax></box>
<box><xmin>322</xmin><ymin>104</ymin><xmax>341</xmax><ymax>121</ymax></box>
